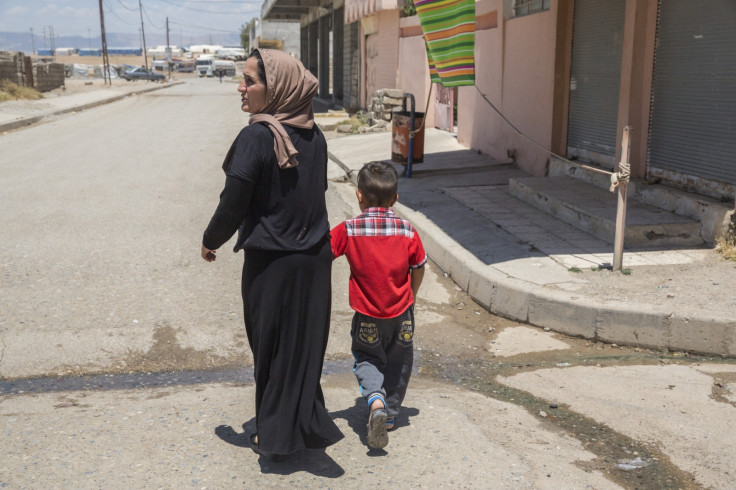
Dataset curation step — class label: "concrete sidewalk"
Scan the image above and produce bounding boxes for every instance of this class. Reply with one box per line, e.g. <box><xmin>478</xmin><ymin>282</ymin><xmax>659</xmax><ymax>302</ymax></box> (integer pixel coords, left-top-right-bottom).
<box><xmin>0</xmin><ymin>80</ymin><xmax>182</xmax><ymax>133</ymax></box>
<box><xmin>325</xmin><ymin>129</ymin><xmax>736</xmax><ymax>357</ymax></box>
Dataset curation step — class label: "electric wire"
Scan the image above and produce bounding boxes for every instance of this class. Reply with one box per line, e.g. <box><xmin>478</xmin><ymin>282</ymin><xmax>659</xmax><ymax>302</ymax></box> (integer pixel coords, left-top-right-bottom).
<box><xmin>115</xmin><ymin>0</ymin><xmax>137</xmax><ymax>11</ymax></box>
<box><xmin>155</xmin><ymin>0</ymin><xmax>260</xmax><ymax>14</ymax></box>
<box><xmin>168</xmin><ymin>19</ymin><xmax>243</xmax><ymax>33</ymax></box>
<box><xmin>142</xmin><ymin>3</ymin><xmax>165</xmax><ymax>31</ymax></box>
<box><xmin>473</xmin><ymin>85</ymin><xmax>617</xmax><ymax>178</ymax></box>
<box><xmin>103</xmin><ymin>0</ymin><xmax>140</xmax><ymax>26</ymax></box>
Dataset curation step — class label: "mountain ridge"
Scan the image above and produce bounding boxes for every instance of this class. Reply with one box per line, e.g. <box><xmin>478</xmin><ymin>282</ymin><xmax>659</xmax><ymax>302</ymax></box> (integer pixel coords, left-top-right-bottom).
<box><xmin>0</xmin><ymin>31</ymin><xmax>242</xmax><ymax>53</ymax></box>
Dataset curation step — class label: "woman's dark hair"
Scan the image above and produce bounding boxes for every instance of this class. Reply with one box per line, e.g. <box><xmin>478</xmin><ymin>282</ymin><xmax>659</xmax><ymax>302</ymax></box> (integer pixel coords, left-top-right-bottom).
<box><xmin>357</xmin><ymin>161</ymin><xmax>399</xmax><ymax>207</ymax></box>
<box><xmin>248</xmin><ymin>49</ymin><xmax>267</xmax><ymax>91</ymax></box>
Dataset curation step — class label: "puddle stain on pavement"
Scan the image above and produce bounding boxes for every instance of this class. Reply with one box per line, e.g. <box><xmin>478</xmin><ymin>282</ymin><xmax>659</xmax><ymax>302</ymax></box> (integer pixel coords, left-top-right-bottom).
<box><xmin>414</xmin><ymin>349</ymin><xmax>730</xmax><ymax>490</ymax></box>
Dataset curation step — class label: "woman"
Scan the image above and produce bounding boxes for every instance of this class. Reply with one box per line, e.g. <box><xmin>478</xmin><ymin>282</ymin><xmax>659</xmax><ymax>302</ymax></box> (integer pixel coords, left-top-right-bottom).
<box><xmin>201</xmin><ymin>49</ymin><xmax>343</xmax><ymax>456</ymax></box>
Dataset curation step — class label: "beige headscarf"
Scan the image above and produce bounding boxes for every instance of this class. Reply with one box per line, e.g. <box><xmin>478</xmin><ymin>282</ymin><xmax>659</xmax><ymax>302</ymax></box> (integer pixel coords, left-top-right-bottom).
<box><xmin>248</xmin><ymin>49</ymin><xmax>318</xmax><ymax>169</ymax></box>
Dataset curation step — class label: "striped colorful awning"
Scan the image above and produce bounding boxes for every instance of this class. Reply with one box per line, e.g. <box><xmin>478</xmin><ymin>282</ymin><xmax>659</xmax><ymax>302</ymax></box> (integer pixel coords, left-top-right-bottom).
<box><xmin>415</xmin><ymin>0</ymin><xmax>476</xmax><ymax>87</ymax></box>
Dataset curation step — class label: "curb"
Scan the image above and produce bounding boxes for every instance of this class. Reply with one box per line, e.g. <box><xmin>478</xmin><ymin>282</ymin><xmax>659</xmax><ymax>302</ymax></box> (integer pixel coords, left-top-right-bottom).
<box><xmin>327</xmin><ymin>152</ymin><xmax>736</xmax><ymax>357</ymax></box>
<box><xmin>0</xmin><ymin>81</ymin><xmax>183</xmax><ymax>133</ymax></box>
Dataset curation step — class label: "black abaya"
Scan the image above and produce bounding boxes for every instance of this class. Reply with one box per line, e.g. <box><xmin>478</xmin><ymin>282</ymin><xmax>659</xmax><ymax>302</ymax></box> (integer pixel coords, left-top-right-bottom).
<box><xmin>242</xmin><ymin>236</ymin><xmax>343</xmax><ymax>454</ymax></box>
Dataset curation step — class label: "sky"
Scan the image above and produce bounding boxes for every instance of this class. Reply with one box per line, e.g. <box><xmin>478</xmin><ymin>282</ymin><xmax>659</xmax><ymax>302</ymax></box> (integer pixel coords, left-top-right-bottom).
<box><xmin>0</xmin><ymin>0</ymin><xmax>261</xmax><ymax>40</ymax></box>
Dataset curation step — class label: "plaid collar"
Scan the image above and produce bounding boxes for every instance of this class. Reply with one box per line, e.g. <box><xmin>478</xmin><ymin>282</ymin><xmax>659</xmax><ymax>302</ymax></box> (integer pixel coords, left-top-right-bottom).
<box><xmin>360</xmin><ymin>207</ymin><xmax>394</xmax><ymax>218</ymax></box>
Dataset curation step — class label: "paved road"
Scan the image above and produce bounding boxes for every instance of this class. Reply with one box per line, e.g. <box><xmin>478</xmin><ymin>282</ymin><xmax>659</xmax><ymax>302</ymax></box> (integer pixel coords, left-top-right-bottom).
<box><xmin>1</xmin><ymin>78</ymin><xmax>735</xmax><ymax>488</ymax></box>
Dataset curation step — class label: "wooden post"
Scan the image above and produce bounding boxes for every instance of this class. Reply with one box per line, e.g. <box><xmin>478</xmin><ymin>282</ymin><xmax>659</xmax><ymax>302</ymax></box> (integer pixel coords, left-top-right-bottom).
<box><xmin>613</xmin><ymin>126</ymin><xmax>632</xmax><ymax>271</ymax></box>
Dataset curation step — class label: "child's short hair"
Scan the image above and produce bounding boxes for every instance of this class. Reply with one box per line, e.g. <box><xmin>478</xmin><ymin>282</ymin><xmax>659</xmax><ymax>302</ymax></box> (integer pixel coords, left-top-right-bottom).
<box><xmin>357</xmin><ymin>161</ymin><xmax>399</xmax><ymax>207</ymax></box>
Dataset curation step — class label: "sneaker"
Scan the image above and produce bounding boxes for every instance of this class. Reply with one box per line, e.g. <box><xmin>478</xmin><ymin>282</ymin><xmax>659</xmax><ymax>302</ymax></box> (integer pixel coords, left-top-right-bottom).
<box><xmin>367</xmin><ymin>408</ymin><xmax>388</xmax><ymax>449</ymax></box>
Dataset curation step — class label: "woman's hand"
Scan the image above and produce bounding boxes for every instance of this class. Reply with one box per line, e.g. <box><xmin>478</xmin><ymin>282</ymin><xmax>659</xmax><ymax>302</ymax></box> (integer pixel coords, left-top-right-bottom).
<box><xmin>201</xmin><ymin>244</ymin><xmax>217</xmax><ymax>262</ymax></box>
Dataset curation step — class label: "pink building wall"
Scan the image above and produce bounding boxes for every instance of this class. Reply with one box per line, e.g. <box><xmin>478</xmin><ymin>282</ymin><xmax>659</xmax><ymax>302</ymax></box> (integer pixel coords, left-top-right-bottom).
<box><xmin>460</xmin><ymin>0</ymin><xmax>558</xmax><ymax>176</ymax></box>
<box><xmin>397</xmin><ymin>0</ymin><xmax>560</xmax><ymax>177</ymax></box>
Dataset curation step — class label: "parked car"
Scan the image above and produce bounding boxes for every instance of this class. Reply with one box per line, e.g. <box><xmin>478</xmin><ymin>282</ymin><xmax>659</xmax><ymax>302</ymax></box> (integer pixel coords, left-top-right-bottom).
<box><xmin>123</xmin><ymin>67</ymin><xmax>166</xmax><ymax>81</ymax></box>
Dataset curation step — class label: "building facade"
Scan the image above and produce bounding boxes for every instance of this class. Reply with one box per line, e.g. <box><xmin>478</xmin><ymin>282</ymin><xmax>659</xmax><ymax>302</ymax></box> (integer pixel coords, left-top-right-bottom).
<box><xmin>397</xmin><ymin>0</ymin><xmax>735</xmax><ymax>202</ymax></box>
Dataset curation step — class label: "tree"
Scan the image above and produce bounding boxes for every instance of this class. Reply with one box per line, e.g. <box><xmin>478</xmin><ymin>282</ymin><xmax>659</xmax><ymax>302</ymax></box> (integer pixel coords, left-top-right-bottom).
<box><xmin>240</xmin><ymin>18</ymin><xmax>258</xmax><ymax>53</ymax></box>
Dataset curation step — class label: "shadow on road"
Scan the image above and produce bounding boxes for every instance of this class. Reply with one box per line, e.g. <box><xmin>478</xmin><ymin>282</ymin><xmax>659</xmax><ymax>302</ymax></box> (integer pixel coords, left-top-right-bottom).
<box><xmin>214</xmin><ymin>419</ymin><xmax>345</xmax><ymax>477</ymax></box>
<box><xmin>330</xmin><ymin>397</ymin><xmax>420</xmax><ymax>456</ymax></box>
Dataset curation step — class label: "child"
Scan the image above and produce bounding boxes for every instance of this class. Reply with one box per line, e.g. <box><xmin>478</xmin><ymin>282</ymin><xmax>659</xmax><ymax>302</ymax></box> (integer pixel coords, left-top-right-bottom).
<box><xmin>331</xmin><ymin>161</ymin><xmax>427</xmax><ymax>450</ymax></box>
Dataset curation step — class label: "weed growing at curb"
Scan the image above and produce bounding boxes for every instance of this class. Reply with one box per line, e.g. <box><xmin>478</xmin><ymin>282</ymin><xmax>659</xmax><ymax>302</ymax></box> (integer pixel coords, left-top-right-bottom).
<box><xmin>715</xmin><ymin>236</ymin><xmax>736</xmax><ymax>262</ymax></box>
<box><xmin>568</xmin><ymin>267</ymin><xmax>582</xmax><ymax>273</ymax></box>
<box><xmin>0</xmin><ymin>80</ymin><xmax>42</xmax><ymax>102</ymax></box>
<box><xmin>622</xmin><ymin>268</ymin><xmax>632</xmax><ymax>275</ymax></box>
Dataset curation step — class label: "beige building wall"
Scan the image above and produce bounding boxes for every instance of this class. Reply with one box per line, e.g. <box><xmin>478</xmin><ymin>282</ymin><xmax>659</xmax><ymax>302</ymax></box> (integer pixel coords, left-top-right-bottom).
<box><xmin>397</xmin><ymin>16</ymin><xmax>435</xmax><ymax>127</ymax></box>
<box><xmin>376</xmin><ymin>10</ymin><xmax>401</xmax><ymax>90</ymax></box>
<box><xmin>360</xmin><ymin>10</ymin><xmax>400</xmax><ymax>107</ymax></box>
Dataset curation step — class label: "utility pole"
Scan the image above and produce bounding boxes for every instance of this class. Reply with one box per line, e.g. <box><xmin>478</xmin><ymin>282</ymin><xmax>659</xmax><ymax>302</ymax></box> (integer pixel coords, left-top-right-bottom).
<box><xmin>88</xmin><ymin>28</ymin><xmax>92</xmax><ymax>51</ymax></box>
<box><xmin>138</xmin><ymin>0</ymin><xmax>149</xmax><ymax>75</ymax></box>
<box><xmin>29</xmin><ymin>28</ymin><xmax>35</xmax><ymax>55</ymax></box>
<box><xmin>98</xmin><ymin>0</ymin><xmax>110</xmax><ymax>85</ymax></box>
<box><xmin>42</xmin><ymin>26</ymin><xmax>47</xmax><ymax>50</ymax></box>
<box><xmin>166</xmin><ymin>17</ymin><xmax>171</xmax><ymax>80</ymax></box>
<box><xmin>49</xmin><ymin>25</ymin><xmax>55</xmax><ymax>52</ymax></box>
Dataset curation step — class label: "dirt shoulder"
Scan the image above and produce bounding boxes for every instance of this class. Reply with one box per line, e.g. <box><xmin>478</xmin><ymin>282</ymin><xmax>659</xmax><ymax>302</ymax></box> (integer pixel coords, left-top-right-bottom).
<box><xmin>570</xmin><ymin>250</ymin><xmax>736</xmax><ymax>316</ymax></box>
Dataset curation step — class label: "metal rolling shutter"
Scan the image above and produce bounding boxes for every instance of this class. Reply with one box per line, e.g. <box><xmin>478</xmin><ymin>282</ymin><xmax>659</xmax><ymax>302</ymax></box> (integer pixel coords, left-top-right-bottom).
<box><xmin>567</xmin><ymin>0</ymin><xmax>626</xmax><ymax>167</ymax></box>
<box><xmin>647</xmin><ymin>0</ymin><xmax>736</xmax><ymax>186</ymax></box>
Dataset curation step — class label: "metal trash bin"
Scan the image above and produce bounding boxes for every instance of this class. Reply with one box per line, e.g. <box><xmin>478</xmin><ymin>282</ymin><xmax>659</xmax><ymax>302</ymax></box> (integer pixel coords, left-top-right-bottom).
<box><xmin>391</xmin><ymin>110</ymin><xmax>425</xmax><ymax>164</ymax></box>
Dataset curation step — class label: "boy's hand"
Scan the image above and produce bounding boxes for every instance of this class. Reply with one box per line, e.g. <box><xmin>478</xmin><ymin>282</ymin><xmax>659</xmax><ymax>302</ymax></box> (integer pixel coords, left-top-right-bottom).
<box><xmin>411</xmin><ymin>264</ymin><xmax>425</xmax><ymax>302</ymax></box>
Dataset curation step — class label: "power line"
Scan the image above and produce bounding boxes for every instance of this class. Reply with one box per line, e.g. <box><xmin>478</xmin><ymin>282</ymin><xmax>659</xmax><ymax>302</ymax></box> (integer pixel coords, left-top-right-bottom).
<box><xmin>168</xmin><ymin>19</ymin><xmax>242</xmax><ymax>33</ymax></box>
<box><xmin>155</xmin><ymin>0</ymin><xmax>260</xmax><ymax>15</ymax></box>
<box><xmin>142</xmin><ymin>3</ymin><xmax>165</xmax><ymax>30</ymax></box>
<box><xmin>157</xmin><ymin>0</ymin><xmax>255</xmax><ymax>3</ymax></box>
<box><xmin>115</xmin><ymin>0</ymin><xmax>138</xmax><ymax>11</ymax></box>
<box><xmin>103</xmin><ymin>0</ymin><xmax>139</xmax><ymax>26</ymax></box>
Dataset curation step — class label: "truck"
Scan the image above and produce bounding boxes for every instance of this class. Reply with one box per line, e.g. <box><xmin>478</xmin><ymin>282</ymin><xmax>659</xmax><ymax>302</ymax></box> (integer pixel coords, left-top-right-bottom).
<box><xmin>213</xmin><ymin>59</ymin><xmax>236</xmax><ymax>77</ymax></box>
<box><xmin>195</xmin><ymin>55</ymin><xmax>215</xmax><ymax>77</ymax></box>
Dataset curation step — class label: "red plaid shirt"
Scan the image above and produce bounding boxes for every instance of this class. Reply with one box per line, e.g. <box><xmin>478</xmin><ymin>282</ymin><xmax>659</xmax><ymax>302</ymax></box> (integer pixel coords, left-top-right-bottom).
<box><xmin>331</xmin><ymin>207</ymin><xmax>427</xmax><ymax>318</ymax></box>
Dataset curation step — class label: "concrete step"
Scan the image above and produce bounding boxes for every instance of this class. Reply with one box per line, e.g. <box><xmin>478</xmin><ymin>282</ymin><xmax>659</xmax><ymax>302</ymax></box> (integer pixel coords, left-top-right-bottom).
<box><xmin>509</xmin><ymin>175</ymin><xmax>705</xmax><ymax>248</ymax></box>
<box><xmin>548</xmin><ymin>156</ymin><xmax>734</xmax><ymax>245</ymax></box>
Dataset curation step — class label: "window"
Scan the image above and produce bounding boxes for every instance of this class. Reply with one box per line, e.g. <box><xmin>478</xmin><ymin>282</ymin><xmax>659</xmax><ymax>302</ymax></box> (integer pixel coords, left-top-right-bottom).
<box><xmin>504</xmin><ymin>0</ymin><xmax>550</xmax><ymax>19</ymax></box>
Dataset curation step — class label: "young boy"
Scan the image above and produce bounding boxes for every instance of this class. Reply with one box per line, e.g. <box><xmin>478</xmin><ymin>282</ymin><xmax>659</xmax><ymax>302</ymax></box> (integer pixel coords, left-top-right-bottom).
<box><xmin>331</xmin><ymin>161</ymin><xmax>427</xmax><ymax>450</ymax></box>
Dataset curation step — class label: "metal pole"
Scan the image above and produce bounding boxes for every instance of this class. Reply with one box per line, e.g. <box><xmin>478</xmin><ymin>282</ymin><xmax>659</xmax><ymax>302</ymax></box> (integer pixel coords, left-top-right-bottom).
<box><xmin>405</xmin><ymin>93</ymin><xmax>416</xmax><ymax>178</ymax></box>
<box><xmin>166</xmin><ymin>17</ymin><xmax>171</xmax><ymax>81</ymax></box>
<box><xmin>29</xmin><ymin>28</ymin><xmax>35</xmax><ymax>55</ymax></box>
<box><xmin>613</xmin><ymin>126</ymin><xmax>632</xmax><ymax>271</ymax></box>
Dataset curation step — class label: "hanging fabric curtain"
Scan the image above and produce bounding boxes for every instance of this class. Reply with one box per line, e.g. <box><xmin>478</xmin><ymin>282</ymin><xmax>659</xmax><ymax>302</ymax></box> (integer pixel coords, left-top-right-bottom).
<box><xmin>414</xmin><ymin>0</ymin><xmax>476</xmax><ymax>87</ymax></box>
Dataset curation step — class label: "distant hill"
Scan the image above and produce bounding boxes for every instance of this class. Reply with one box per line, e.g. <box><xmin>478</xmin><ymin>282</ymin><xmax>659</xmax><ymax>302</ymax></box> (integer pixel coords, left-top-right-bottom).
<box><xmin>0</xmin><ymin>31</ymin><xmax>242</xmax><ymax>53</ymax></box>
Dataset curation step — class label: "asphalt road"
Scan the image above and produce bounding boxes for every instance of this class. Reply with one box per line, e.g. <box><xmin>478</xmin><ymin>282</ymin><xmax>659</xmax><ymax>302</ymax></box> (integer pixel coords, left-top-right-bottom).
<box><xmin>1</xmin><ymin>78</ymin><xmax>735</xmax><ymax>488</ymax></box>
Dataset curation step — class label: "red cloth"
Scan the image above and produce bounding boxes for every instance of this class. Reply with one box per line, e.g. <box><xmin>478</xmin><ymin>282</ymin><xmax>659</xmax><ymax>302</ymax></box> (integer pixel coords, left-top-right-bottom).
<box><xmin>331</xmin><ymin>207</ymin><xmax>427</xmax><ymax>319</ymax></box>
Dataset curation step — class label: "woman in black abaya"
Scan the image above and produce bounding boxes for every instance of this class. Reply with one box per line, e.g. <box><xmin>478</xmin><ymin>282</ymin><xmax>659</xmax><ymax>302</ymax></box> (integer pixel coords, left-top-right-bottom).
<box><xmin>201</xmin><ymin>49</ymin><xmax>343</xmax><ymax>456</ymax></box>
